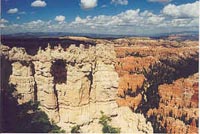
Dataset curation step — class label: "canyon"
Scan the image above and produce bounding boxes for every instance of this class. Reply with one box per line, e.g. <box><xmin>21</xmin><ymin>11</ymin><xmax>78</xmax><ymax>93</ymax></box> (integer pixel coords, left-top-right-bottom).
<box><xmin>1</xmin><ymin>37</ymin><xmax>199</xmax><ymax>133</ymax></box>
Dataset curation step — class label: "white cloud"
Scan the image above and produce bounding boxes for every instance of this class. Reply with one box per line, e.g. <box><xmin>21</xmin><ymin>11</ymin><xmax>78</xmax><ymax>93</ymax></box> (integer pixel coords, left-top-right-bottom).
<box><xmin>8</xmin><ymin>20</ymin><xmax>52</xmax><ymax>32</ymax></box>
<box><xmin>148</xmin><ymin>0</ymin><xmax>172</xmax><ymax>3</ymax></box>
<box><xmin>0</xmin><ymin>18</ymin><xmax>9</xmax><ymax>28</ymax></box>
<box><xmin>25</xmin><ymin>20</ymin><xmax>44</xmax><ymax>26</ymax></box>
<box><xmin>31</xmin><ymin>0</ymin><xmax>47</xmax><ymax>7</ymax></box>
<box><xmin>0</xmin><ymin>24</ymin><xmax>6</xmax><ymax>28</ymax></box>
<box><xmin>70</xmin><ymin>4</ymin><xmax>198</xmax><ymax>35</ymax></box>
<box><xmin>55</xmin><ymin>15</ymin><xmax>66</xmax><ymax>23</ymax></box>
<box><xmin>0</xmin><ymin>18</ymin><xmax>8</xmax><ymax>28</ymax></box>
<box><xmin>0</xmin><ymin>18</ymin><xmax>9</xmax><ymax>23</ymax></box>
<box><xmin>2</xmin><ymin>1</ymin><xmax>199</xmax><ymax>35</ymax></box>
<box><xmin>163</xmin><ymin>1</ymin><xmax>199</xmax><ymax>18</ymax></box>
<box><xmin>72</xmin><ymin>9</ymin><xmax>162</xmax><ymax>28</ymax></box>
<box><xmin>17</xmin><ymin>16</ymin><xmax>20</xmax><ymax>20</ymax></box>
<box><xmin>111</xmin><ymin>0</ymin><xmax>128</xmax><ymax>5</ymax></box>
<box><xmin>7</xmin><ymin>8</ymin><xmax>18</xmax><ymax>14</ymax></box>
<box><xmin>74</xmin><ymin>16</ymin><xmax>86</xmax><ymax>24</ymax></box>
<box><xmin>70</xmin><ymin>9</ymin><xmax>168</xmax><ymax>35</ymax></box>
<box><xmin>80</xmin><ymin>0</ymin><xmax>97</xmax><ymax>9</ymax></box>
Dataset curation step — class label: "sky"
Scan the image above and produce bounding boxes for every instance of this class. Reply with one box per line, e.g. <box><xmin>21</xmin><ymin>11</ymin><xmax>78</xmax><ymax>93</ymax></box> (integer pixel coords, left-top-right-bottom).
<box><xmin>0</xmin><ymin>0</ymin><xmax>199</xmax><ymax>35</ymax></box>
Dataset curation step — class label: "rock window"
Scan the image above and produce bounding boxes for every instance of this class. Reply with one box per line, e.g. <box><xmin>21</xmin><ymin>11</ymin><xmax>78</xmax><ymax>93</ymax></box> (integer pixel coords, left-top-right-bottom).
<box><xmin>51</xmin><ymin>60</ymin><xmax>67</xmax><ymax>84</ymax></box>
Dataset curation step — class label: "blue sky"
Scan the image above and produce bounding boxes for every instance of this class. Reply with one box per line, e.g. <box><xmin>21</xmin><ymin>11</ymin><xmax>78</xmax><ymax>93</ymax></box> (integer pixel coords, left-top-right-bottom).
<box><xmin>1</xmin><ymin>0</ymin><xmax>199</xmax><ymax>35</ymax></box>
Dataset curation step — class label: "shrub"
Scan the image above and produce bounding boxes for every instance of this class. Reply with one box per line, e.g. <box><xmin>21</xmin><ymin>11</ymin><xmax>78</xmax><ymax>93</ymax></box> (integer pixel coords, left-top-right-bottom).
<box><xmin>71</xmin><ymin>125</ymin><xmax>81</xmax><ymax>133</ymax></box>
<box><xmin>49</xmin><ymin>122</ymin><xmax>66</xmax><ymax>133</ymax></box>
<box><xmin>99</xmin><ymin>111</ymin><xmax>120</xmax><ymax>133</ymax></box>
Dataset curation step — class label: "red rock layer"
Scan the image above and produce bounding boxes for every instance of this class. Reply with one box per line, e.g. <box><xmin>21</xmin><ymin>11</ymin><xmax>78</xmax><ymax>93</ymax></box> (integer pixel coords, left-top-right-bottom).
<box><xmin>115</xmin><ymin>49</ymin><xmax>157</xmax><ymax>110</ymax></box>
<box><xmin>114</xmin><ymin>41</ymin><xmax>198</xmax><ymax>133</ymax></box>
<box><xmin>116</xmin><ymin>74</ymin><xmax>144</xmax><ymax>110</ymax></box>
<box><xmin>115</xmin><ymin>56</ymin><xmax>157</xmax><ymax>77</ymax></box>
<box><xmin>147</xmin><ymin>73</ymin><xmax>199</xmax><ymax>134</ymax></box>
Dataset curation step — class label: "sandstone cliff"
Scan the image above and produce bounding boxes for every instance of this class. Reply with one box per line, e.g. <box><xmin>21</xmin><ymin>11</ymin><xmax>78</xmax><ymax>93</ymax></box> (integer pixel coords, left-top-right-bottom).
<box><xmin>1</xmin><ymin>43</ymin><xmax>153</xmax><ymax>133</ymax></box>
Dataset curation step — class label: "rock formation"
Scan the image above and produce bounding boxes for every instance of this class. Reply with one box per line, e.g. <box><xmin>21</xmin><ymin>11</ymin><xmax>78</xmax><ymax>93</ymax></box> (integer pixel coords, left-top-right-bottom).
<box><xmin>147</xmin><ymin>73</ymin><xmax>199</xmax><ymax>133</ymax></box>
<box><xmin>1</xmin><ymin>37</ymin><xmax>198</xmax><ymax>133</ymax></box>
<box><xmin>1</xmin><ymin>43</ymin><xmax>153</xmax><ymax>133</ymax></box>
<box><xmin>114</xmin><ymin>38</ymin><xmax>199</xmax><ymax>133</ymax></box>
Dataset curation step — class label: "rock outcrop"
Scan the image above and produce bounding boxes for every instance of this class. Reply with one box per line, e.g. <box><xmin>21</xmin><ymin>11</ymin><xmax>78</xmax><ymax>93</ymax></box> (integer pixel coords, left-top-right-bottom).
<box><xmin>1</xmin><ymin>43</ymin><xmax>153</xmax><ymax>133</ymax></box>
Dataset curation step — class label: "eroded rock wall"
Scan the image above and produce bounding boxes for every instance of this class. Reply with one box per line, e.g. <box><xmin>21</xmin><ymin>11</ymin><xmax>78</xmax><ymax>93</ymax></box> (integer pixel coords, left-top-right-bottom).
<box><xmin>1</xmin><ymin>44</ymin><xmax>153</xmax><ymax>133</ymax></box>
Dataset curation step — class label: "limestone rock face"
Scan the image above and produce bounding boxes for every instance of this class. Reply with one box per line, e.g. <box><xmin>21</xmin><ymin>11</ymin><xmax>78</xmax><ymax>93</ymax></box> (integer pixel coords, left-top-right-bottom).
<box><xmin>111</xmin><ymin>107</ymin><xmax>153</xmax><ymax>133</ymax></box>
<box><xmin>2</xmin><ymin>43</ymin><xmax>153</xmax><ymax>133</ymax></box>
<box><xmin>9</xmin><ymin>61</ymin><xmax>35</xmax><ymax>104</ymax></box>
<box><xmin>91</xmin><ymin>61</ymin><xmax>119</xmax><ymax>102</ymax></box>
<box><xmin>80</xmin><ymin>106</ymin><xmax>153</xmax><ymax>133</ymax></box>
<box><xmin>33</xmin><ymin>60</ymin><xmax>60</xmax><ymax>122</ymax></box>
